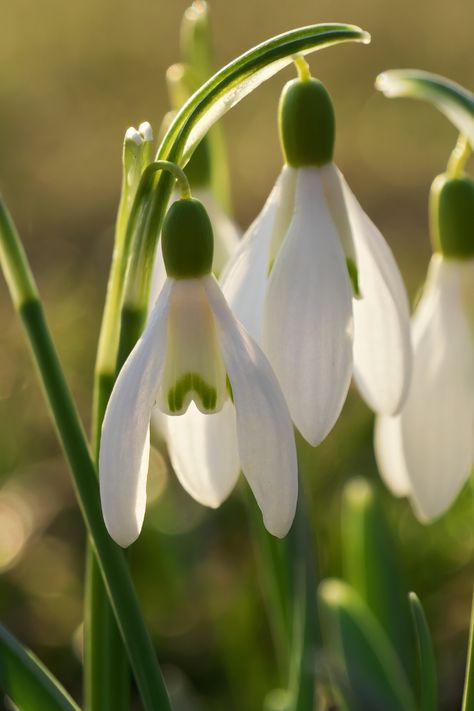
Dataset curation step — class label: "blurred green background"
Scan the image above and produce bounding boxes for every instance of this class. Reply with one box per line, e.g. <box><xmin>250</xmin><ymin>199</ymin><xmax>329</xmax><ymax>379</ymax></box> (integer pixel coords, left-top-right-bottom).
<box><xmin>0</xmin><ymin>0</ymin><xmax>473</xmax><ymax>709</ymax></box>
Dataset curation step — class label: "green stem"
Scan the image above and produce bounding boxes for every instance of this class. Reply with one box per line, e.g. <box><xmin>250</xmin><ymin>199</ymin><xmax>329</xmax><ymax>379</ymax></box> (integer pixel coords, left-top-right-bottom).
<box><xmin>84</xmin><ymin>550</ymin><xmax>130</xmax><ymax>711</ymax></box>
<box><xmin>462</xmin><ymin>586</ymin><xmax>474</xmax><ymax>711</ymax></box>
<box><xmin>85</xmin><ymin>371</ymin><xmax>130</xmax><ymax>711</ymax></box>
<box><xmin>247</xmin><ymin>474</ymin><xmax>320</xmax><ymax>710</ymax></box>
<box><xmin>0</xmin><ymin>197</ymin><xmax>171</xmax><ymax>711</ymax></box>
<box><xmin>286</xmin><ymin>485</ymin><xmax>320</xmax><ymax>711</ymax></box>
<box><xmin>447</xmin><ymin>134</ymin><xmax>471</xmax><ymax>178</ymax></box>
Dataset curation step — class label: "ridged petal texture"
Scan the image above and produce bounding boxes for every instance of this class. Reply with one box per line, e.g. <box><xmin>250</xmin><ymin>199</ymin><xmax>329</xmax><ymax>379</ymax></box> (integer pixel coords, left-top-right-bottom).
<box><xmin>337</xmin><ymin>167</ymin><xmax>412</xmax><ymax>415</ymax></box>
<box><xmin>164</xmin><ymin>401</ymin><xmax>240</xmax><ymax>508</ymax></box>
<box><xmin>221</xmin><ymin>166</ymin><xmax>297</xmax><ymax>342</ymax></box>
<box><xmin>99</xmin><ymin>280</ymin><xmax>173</xmax><ymax>547</ymax></box>
<box><xmin>204</xmin><ymin>276</ymin><xmax>298</xmax><ymax>536</ymax></box>
<box><xmin>376</xmin><ymin>256</ymin><xmax>474</xmax><ymax>521</ymax></box>
<box><xmin>263</xmin><ymin>166</ymin><xmax>353</xmax><ymax>445</ymax></box>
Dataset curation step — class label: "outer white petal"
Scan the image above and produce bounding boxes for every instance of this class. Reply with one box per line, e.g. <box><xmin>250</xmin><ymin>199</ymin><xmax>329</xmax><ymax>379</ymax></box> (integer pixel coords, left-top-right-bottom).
<box><xmin>263</xmin><ymin>166</ymin><xmax>353</xmax><ymax>446</ymax></box>
<box><xmin>164</xmin><ymin>401</ymin><xmax>240</xmax><ymax>507</ymax></box>
<box><xmin>339</xmin><ymin>169</ymin><xmax>412</xmax><ymax>415</ymax></box>
<box><xmin>320</xmin><ymin>162</ymin><xmax>357</xmax><ymax>263</ymax></box>
<box><xmin>374</xmin><ymin>415</ymin><xmax>411</xmax><ymax>497</ymax></box>
<box><xmin>148</xmin><ymin>246</ymin><xmax>167</xmax><ymax>310</ymax></box>
<box><xmin>204</xmin><ymin>275</ymin><xmax>298</xmax><ymax>537</ymax></box>
<box><xmin>221</xmin><ymin>165</ymin><xmax>297</xmax><ymax>342</ymax></box>
<box><xmin>400</xmin><ymin>256</ymin><xmax>474</xmax><ymax>521</ymax></box>
<box><xmin>99</xmin><ymin>279</ymin><xmax>173</xmax><ymax>547</ymax></box>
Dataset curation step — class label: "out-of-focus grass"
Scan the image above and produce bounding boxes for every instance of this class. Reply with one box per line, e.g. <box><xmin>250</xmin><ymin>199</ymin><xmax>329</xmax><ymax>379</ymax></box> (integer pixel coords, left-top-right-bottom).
<box><xmin>0</xmin><ymin>1</ymin><xmax>473</xmax><ymax>708</ymax></box>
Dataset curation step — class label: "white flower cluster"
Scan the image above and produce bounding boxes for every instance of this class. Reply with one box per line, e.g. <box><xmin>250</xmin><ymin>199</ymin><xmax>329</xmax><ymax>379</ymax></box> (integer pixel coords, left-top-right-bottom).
<box><xmin>99</xmin><ymin>74</ymin><xmax>473</xmax><ymax>548</ymax></box>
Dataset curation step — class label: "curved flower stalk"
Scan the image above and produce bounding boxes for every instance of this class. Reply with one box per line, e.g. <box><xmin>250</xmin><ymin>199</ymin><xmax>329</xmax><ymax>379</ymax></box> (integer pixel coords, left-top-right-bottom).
<box><xmin>376</xmin><ymin>171</ymin><xmax>474</xmax><ymax>521</ymax></box>
<box><xmin>100</xmin><ymin>191</ymin><xmax>298</xmax><ymax>546</ymax></box>
<box><xmin>219</xmin><ymin>62</ymin><xmax>412</xmax><ymax>446</ymax></box>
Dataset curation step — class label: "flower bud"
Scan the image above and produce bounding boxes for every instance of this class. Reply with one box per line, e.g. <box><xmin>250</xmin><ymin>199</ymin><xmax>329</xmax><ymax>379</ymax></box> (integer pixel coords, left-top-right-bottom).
<box><xmin>279</xmin><ymin>78</ymin><xmax>335</xmax><ymax>167</ymax></box>
<box><xmin>430</xmin><ymin>173</ymin><xmax>474</xmax><ymax>259</ymax></box>
<box><xmin>162</xmin><ymin>198</ymin><xmax>214</xmax><ymax>278</ymax></box>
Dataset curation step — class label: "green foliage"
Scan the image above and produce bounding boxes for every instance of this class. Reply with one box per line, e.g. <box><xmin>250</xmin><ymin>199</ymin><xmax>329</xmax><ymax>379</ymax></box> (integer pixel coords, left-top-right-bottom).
<box><xmin>318</xmin><ymin>579</ymin><xmax>417</xmax><ymax>711</ymax></box>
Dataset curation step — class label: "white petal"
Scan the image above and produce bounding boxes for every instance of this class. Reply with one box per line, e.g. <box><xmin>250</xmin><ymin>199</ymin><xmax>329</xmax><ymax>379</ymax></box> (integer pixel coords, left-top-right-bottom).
<box><xmin>374</xmin><ymin>415</ymin><xmax>411</xmax><ymax>497</ymax></box>
<box><xmin>204</xmin><ymin>275</ymin><xmax>298</xmax><ymax>537</ymax></box>
<box><xmin>320</xmin><ymin>162</ymin><xmax>357</xmax><ymax>263</ymax></box>
<box><xmin>148</xmin><ymin>246</ymin><xmax>168</xmax><ymax>310</ymax></box>
<box><xmin>196</xmin><ymin>189</ymin><xmax>241</xmax><ymax>275</ymax></box>
<box><xmin>158</xmin><ymin>279</ymin><xmax>227</xmax><ymax>415</ymax></box>
<box><xmin>340</xmin><ymin>170</ymin><xmax>412</xmax><ymax>415</ymax></box>
<box><xmin>400</xmin><ymin>256</ymin><xmax>474</xmax><ymax>521</ymax></box>
<box><xmin>221</xmin><ymin>166</ymin><xmax>297</xmax><ymax>343</ymax></box>
<box><xmin>263</xmin><ymin>166</ymin><xmax>353</xmax><ymax>446</ymax></box>
<box><xmin>99</xmin><ymin>279</ymin><xmax>173</xmax><ymax>547</ymax></box>
<box><xmin>164</xmin><ymin>401</ymin><xmax>240</xmax><ymax>507</ymax></box>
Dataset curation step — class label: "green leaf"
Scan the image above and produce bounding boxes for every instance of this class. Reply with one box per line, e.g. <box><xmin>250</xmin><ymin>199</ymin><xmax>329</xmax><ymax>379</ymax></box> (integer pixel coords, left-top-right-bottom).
<box><xmin>375</xmin><ymin>69</ymin><xmax>474</xmax><ymax>147</ymax></box>
<box><xmin>0</xmin><ymin>624</ymin><xmax>80</xmax><ymax>711</ymax></box>
<box><xmin>158</xmin><ymin>23</ymin><xmax>370</xmax><ymax>164</ymax></box>
<box><xmin>318</xmin><ymin>579</ymin><xmax>417</xmax><ymax>711</ymax></box>
<box><xmin>409</xmin><ymin>592</ymin><xmax>438</xmax><ymax>711</ymax></box>
<box><xmin>341</xmin><ymin>478</ymin><xmax>416</xmax><ymax>690</ymax></box>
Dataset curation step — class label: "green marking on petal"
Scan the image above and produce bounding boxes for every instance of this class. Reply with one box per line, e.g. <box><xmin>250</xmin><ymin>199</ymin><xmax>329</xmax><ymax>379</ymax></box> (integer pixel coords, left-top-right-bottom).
<box><xmin>346</xmin><ymin>257</ymin><xmax>361</xmax><ymax>298</ymax></box>
<box><xmin>167</xmin><ymin>371</ymin><xmax>217</xmax><ymax>413</ymax></box>
<box><xmin>226</xmin><ymin>374</ymin><xmax>234</xmax><ymax>403</ymax></box>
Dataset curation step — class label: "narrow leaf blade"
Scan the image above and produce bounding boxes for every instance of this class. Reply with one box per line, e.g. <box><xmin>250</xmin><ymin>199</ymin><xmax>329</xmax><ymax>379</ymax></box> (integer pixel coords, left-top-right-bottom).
<box><xmin>409</xmin><ymin>592</ymin><xmax>438</xmax><ymax>711</ymax></box>
<box><xmin>158</xmin><ymin>23</ymin><xmax>370</xmax><ymax>162</ymax></box>
<box><xmin>318</xmin><ymin>579</ymin><xmax>417</xmax><ymax>711</ymax></box>
<box><xmin>341</xmin><ymin>478</ymin><xmax>416</xmax><ymax>689</ymax></box>
<box><xmin>0</xmin><ymin>624</ymin><xmax>80</xmax><ymax>711</ymax></box>
<box><xmin>376</xmin><ymin>69</ymin><xmax>474</xmax><ymax>146</ymax></box>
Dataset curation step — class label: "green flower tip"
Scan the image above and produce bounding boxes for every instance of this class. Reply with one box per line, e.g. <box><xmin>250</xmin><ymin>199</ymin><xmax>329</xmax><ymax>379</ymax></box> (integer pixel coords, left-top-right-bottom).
<box><xmin>430</xmin><ymin>173</ymin><xmax>474</xmax><ymax>260</ymax></box>
<box><xmin>162</xmin><ymin>197</ymin><xmax>214</xmax><ymax>278</ymax></box>
<box><xmin>279</xmin><ymin>77</ymin><xmax>335</xmax><ymax>168</ymax></box>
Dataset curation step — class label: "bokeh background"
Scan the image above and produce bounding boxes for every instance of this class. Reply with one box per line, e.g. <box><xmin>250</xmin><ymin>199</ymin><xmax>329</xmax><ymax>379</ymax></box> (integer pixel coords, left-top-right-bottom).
<box><xmin>0</xmin><ymin>0</ymin><xmax>473</xmax><ymax>709</ymax></box>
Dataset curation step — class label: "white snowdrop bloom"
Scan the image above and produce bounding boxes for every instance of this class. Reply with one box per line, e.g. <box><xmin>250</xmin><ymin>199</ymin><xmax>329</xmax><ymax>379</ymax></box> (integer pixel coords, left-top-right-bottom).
<box><xmin>221</xmin><ymin>76</ymin><xmax>412</xmax><ymax>446</ymax></box>
<box><xmin>376</xmin><ymin>173</ymin><xmax>474</xmax><ymax>521</ymax></box>
<box><xmin>99</xmin><ymin>197</ymin><xmax>297</xmax><ymax>547</ymax></box>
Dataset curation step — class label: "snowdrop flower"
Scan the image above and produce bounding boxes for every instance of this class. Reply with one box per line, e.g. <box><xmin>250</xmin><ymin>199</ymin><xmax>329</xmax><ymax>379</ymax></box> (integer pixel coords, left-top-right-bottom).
<box><xmin>148</xmin><ymin>136</ymin><xmax>240</xmax><ymax>308</ymax></box>
<box><xmin>99</xmin><ymin>194</ymin><xmax>297</xmax><ymax>547</ymax></box>
<box><xmin>376</xmin><ymin>172</ymin><xmax>474</xmax><ymax>521</ymax></box>
<box><xmin>221</xmin><ymin>67</ymin><xmax>412</xmax><ymax>446</ymax></box>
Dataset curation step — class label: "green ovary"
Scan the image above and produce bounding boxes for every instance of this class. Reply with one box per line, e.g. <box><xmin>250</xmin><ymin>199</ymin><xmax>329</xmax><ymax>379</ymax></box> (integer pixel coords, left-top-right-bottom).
<box><xmin>167</xmin><ymin>372</ymin><xmax>217</xmax><ymax>413</ymax></box>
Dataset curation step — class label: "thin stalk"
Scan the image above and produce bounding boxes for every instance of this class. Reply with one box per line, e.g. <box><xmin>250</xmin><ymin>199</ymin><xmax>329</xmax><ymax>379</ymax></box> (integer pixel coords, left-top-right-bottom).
<box><xmin>84</xmin><ymin>368</ymin><xmax>130</xmax><ymax>711</ymax></box>
<box><xmin>0</xmin><ymin>197</ymin><xmax>171</xmax><ymax>711</ymax></box>
<box><xmin>286</xmin><ymin>483</ymin><xmax>320</xmax><ymax>711</ymax></box>
<box><xmin>446</xmin><ymin>134</ymin><xmax>471</xmax><ymax>178</ymax></box>
<box><xmin>462</xmin><ymin>586</ymin><xmax>474</xmax><ymax>711</ymax></box>
<box><xmin>85</xmin><ymin>145</ymin><xmax>134</xmax><ymax>711</ymax></box>
<box><xmin>247</xmin><ymin>472</ymin><xmax>320</xmax><ymax>710</ymax></box>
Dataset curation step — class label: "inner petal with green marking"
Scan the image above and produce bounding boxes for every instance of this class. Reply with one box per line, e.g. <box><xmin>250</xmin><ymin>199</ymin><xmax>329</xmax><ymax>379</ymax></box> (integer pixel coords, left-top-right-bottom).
<box><xmin>158</xmin><ymin>278</ymin><xmax>228</xmax><ymax>415</ymax></box>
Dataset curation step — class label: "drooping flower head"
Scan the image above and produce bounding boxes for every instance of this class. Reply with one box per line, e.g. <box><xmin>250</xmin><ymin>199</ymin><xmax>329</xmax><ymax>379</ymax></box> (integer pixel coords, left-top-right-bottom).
<box><xmin>376</xmin><ymin>167</ymin><xmax>474</xmax><ymax>521</ymax></box>
<box><xmin>99</xmin><ymin>189</ymin><xmax>298</xmax><ymax>547</ymax></box>
<box><xmin>221</xmin><ymin>60</ymin><xmax>412</xmax><ymax>446</ymax></box>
